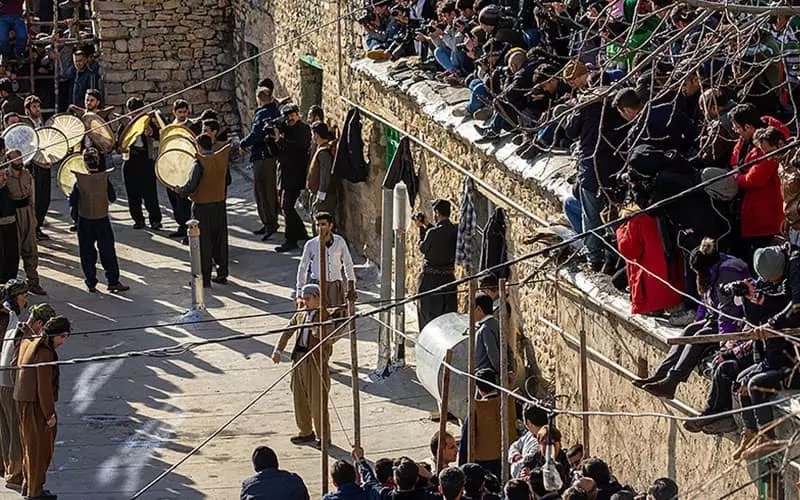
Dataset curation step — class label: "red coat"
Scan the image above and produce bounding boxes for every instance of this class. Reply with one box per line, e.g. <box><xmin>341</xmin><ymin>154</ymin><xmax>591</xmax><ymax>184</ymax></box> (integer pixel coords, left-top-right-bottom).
<box><xmin>616</xmin><ymin>214</ymin><xmax>683</xmax><ymax>315</ymax></box>
<box><xmin>730</xmin><ymin>116</ymin><xmax>789</xmax><ymax>238</ymax></box>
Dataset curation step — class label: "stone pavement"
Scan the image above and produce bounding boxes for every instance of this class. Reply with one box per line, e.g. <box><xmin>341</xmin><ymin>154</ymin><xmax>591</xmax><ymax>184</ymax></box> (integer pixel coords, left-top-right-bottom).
<box><xmin>0</xmin><ymin>162</ymin><xmax>460</xmax><ymax>499</ymax></box>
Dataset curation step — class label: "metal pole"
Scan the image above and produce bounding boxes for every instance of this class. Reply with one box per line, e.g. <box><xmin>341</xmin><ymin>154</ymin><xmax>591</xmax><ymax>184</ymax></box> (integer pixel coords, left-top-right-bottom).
<box><xmin>318</xmin><ymin>227</ymin><xmax>329</xmax><ymax>495</ymax></box>
<box><xmin>498</xmin><ymin>278</ymin><xmax>510</xmax><ymax>486</ymax></box>
<box><xmin>181</xmin><ymin>220</ymin><xmax>205</xmax><ymax>322</ymax></box>
<box><xmin>347</xmin><ymin>280</ymin><xmax>361</xmax><ymax>447</ymax></box>
<box><xmin>377</xmin><ymin>187</ymin><xmax>393</xmax><ymax>375</ymax></box>
<box><xmin>437</xmin><ymin>349</ymin><xmax>454</xmax><ymax>473</ymax></box>
<box><xmin>393</xmin><ymin>182</ymin><xmax>407</xmax><ymax>366</ymax></box>
<box><xmin>466</xmin><ymin>279</ymin><xmax>476</xmax><ymax>462</ymax></box>
<box><xmin>579</xmin><ymin>311</ymin><xmax>590</xmax><ymax>457</ymax></box>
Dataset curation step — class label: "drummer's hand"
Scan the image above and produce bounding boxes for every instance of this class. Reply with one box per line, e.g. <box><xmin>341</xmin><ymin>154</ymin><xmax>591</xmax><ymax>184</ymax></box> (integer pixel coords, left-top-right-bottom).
<box><xmin>144</xmin><ymin>127</ymin><xmax>153</xmax><ymax>137</ymax></box>
<box><xmin>273</xmin><ymin>128</ymin><xmax>280</xmax><ymax>140</ymax></box>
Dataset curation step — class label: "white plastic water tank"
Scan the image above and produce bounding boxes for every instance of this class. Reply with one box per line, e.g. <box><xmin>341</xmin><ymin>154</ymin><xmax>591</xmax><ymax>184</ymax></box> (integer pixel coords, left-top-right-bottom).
<box><xmin>415</xmin><ymin>312</ymin><xmax>471</xmax><ymax>421</ymax></box>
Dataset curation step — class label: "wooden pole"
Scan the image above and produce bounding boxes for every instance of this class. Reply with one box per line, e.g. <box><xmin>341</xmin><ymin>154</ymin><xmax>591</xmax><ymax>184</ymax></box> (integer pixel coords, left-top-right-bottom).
<box><xmin>318</xmin><ymin>228</ymin><xmax>329</xmax><ymax>494</ymax></box>
<box><xmin>347</xmin><ymin>280</ymin><xmax>361</xmax><ymax>447</ymax></box>
<box><xmin>437</xmin><ymin>349</ymin><xmax>454</xmax><ymax>473</ymax></box>
<box><xmin>579</xmin><ymin>311</ymin><xmax>590</xmax><ymax>457</ymax></box>
<box><xmin>467</xmin><ymin>279</ymin><xmax>477</xmax><ymax>462</ymax></box>
<box><xmin>498</xmin><ymin>278</ymin><xmax>510</xmax><ymax>486</ymax></box>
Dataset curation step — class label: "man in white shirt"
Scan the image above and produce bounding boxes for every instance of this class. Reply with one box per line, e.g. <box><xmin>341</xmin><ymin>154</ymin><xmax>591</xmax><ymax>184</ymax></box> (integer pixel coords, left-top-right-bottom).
<box><xmin>296</xmin><ymin>212</ymin><xmax>356</xmax><ymax>308</ymax></box>
<box><xmin>508</xmin><ymin>403</ymin><xmax>548</xmax><ymax>478</ymax></box>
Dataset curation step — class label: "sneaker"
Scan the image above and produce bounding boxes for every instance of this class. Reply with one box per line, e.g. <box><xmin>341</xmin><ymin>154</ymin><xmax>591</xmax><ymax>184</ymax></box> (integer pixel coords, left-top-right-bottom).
<box><xmin>107</xmin><ymin>283</ymin><xmax>130</xmax><ymax>293</ymax></box>
<box><xmin>28</xmin><ymin>284</ymin><xmax>47</xmax><ymax>296</ymax></box>
<box><xmin>366</xmin><ymin>49</ymin><xmax>391</xmax><ymax>61</ymax></box>
<box><xmin>25</xmin><ymin>489</ymin><xmax>56</xmax><ymax>499</ymax></box>
<box><xmin>641</xmin><ymin>376</ymin><xmax>679</xmax><ymax>399</ymax></box>
<box><xmin>472</xmin><ymin>108</ymin><xmax>492</xmax><ymax>121</ymax></box>
<box><xmin>36</xmin><ymin>230</ymin><xmax>50</xmax><ymax>241</ymax></box>
<box><xmin>68</xmin><ymin>225</ymin><xmax>76</xmax><ymax>232</ymax></box>
<box><xmin>252</xmin><ymin>226</ymin><xmax>266</xmax><ymax>235</ymax></box>
<box><xmin>150</xmin><ymin>222</ymin><xmax>163</xmax><ymax>230</ymax></box>
<box><xmin>700</xmin><ymin>416</ymin><xmax>738</xmax><ymax>435</ymax></box>
<box><xmin>5</xmin><ymin>482</ymin><xmax>21</xmax><ymax>491</ymax></box>
<box><xmin>261</xmin><ymin>228</ymin><xmax>277</xmax><ymax>241</ymax></box>
<box><xmin>732</xmin><ymin>428</ymin><xmax>756</xmax><ymax>460</ymax></box>
<box><xmin>289</xmin><ymin>433</ymin><xmax>316</xmax><ymax>444</ymax></box>
<box><xmin>87</xmin><ymin>285</ymin><xmax>98</xmax><ymax>293</ymax></box>
<box><xmin>132</xmin><ymin>222</ymin><xmax>146</xmax><ymax>230</ymax></box>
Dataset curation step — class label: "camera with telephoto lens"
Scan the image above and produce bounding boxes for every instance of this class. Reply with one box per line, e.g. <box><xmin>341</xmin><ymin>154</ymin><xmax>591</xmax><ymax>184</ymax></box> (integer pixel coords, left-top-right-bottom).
<box><xmin>357</xmin><ymin>7</ymin><xmax>376</xmax><ymax>26</ymax></box>
<box><xmin>263</xmin><ymin>115</ymin><xmax>289</xmax><ymax>139</ymax></box>
<box><xmin>721</xmin><ymin>280</ymin><xmax>751</xmax><ymax>298</ymax></box>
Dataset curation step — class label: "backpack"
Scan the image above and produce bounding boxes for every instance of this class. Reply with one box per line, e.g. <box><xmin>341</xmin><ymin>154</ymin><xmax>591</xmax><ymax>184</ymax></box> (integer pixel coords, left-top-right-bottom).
<box><xmin>701</xmin><ymin>167</ymin><xmax>739</xmax><ymax>202</ymax></box>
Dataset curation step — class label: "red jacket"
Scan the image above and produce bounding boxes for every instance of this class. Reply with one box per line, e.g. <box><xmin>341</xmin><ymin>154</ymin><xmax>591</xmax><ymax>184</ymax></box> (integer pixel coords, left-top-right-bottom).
<box><xmin>730</xmin><ymin>116</ymin><xmax>789</xmax><ymax>238</ymax></box>
<box><xmin>616</xmin><ymin>214</ymin><xmax>683</xmax><ymax>315</ymax></box>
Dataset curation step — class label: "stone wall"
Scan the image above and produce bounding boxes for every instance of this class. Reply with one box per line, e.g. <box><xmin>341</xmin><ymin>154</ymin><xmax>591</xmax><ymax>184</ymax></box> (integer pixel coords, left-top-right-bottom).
<box><xmin>94</xmin><ymin>0</ymin><xmax>239</xmax><ymax>129</ymax></box>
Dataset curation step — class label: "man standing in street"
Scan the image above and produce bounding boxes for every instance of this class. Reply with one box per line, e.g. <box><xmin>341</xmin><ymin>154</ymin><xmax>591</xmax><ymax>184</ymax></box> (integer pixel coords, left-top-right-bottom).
<box><xmin>24</xmin><ymin>95</ymin><xmax>54</xmax><ymax>240</ymax></box>
<box><xmin>0</xmin><ymin>298</ymin><xmax>55</xmax><ymax>493</ymax></box>
<box><xmin>414</xmin><ymin>199</ymin><xmax>457</xmax><ymax>329</ymax></box>
<box><xmin>5</xmin><ymin>150</ymin><xmax>46</xmax><ymax>296</ymax></box>
<box><xmin>272</xmin><ymin>284</ymin><xmax>332</xmax><ymax>447</ymax></box>
<box><xmin>0</xmin><ymin>166</ymin><xmax>19</xmax><ymax>282</ymax></box>
<box><xmin>296</xmin><ymin>212</ymin><xmax>356</xmax><ymax>309</ymax></box>
<box><xmin>274</xmin><ymin>103</ymin><xmax>311</xmax><ymax>252</ymax></box>
<box><xmin>15</xmin><ymin>315</ymin><xmax>70</xmax><ymax>500</ymax></box>
<box><xmin>240</xmin><ymin>87</ymin><xmax>280</xmax><ymax>240</ymax></box>
<box><xmin>174</xmin><ymin>134</ymin><xmax>230</xmax><ymax>288</ymax></box>
<box><xmin>68</xmin><ymin>148</ymin><xmax>129</xmax><ymax>293</ymax></box>
<box><xmin>123</xmin><ymin>97</ymin><xmax>162</xmax><ymax>230</ymax></box>
<box><xmin>167</xmin><ymin>99</ymin><xmax>193</xmax><ymax>243</ymax></box>
<box><xmin>307</xmin><ymin>122</ymin><xmax>338</xmax><ymax>219</ymax></box>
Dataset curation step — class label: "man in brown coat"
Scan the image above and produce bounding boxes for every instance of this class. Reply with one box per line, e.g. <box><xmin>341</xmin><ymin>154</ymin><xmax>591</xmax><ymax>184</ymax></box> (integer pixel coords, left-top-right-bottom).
<box><xmin>271</xmin><ymin>284</ymin><xmax>332</xmax><ymax>448</ymax></box>
<box><xmin>5</xmin><ymin>150</ymin><xmax>46</xmax><ymax>295</ymax></box>
<box><xmin>14</xmin><ymin>315</ymin><xmax>69</xmax><ymax>500</ymax></box>
<box><xmin>307</xmin><ymin>122</ymin><xmax>338</xmax><ymax>219</ymax></box>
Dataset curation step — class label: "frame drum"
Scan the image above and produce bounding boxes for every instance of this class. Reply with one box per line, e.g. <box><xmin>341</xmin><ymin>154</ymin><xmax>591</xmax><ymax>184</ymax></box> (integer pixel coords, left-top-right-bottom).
<box><xmin>57</xmin><ymin>153</ymin><xmax>89</xmax><ymax>196</ymax></box>
<box><xmin>81</xmin><ymin>112</ymin><xmax>115</xmax><ymax>153</ymax></box>
<box><xmin>118</xmin><ymin>114</ymin><xmax>151</xmax><ymax>155</ymax></box>
<box><xmin>158</xmin><ymin>124</ymin><xmax>195</xmax><ymax>144</ymax></box>
<box><xmin>156</xmin><ymin>149</ymin><xmax>195</xmax><ymax>189</ymax></box>
<box><xmin>2</xmin><ymin>123</ymin><xmax>39</xmax><ymax>164</ymax></box>
<box><xmin>33</xmin><ymin>127</ymin><xmax>69</xmax><ymax>166</ymax></box>
<box><xmin>159</xmin><ymin>135</ymin><xmax>197</xmax><ymax>156</ymax></box>
<box><xmin>45</xmin><ymin>113</ymin><xmax>85</xmax><ymax>150</ymax></box>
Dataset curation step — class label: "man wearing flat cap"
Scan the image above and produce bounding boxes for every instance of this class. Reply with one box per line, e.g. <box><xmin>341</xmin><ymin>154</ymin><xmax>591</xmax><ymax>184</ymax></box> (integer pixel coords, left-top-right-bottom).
<box><xmin>413</xmin><ymin>199</ymin><xmax>458</xmax><ymax>329</ymax></box>
<box><xmin>272</xmin><ymin>283</ymin><xmax>332</xmax><ymax>447</ymax></box>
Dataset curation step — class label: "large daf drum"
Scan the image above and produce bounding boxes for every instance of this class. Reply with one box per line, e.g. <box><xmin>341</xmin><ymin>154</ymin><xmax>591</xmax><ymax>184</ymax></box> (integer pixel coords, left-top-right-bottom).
<box><xmin>415</xmin><ymin>312</ymin><xmax>471</xmax><ymax>421</ymax></box>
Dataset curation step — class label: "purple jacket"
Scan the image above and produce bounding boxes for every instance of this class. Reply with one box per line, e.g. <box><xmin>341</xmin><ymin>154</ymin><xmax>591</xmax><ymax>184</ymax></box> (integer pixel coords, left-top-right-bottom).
<box><xmin>695</xmin><ymin>254</ymin><xmax>749</xmax><ymax>334</ymax></box>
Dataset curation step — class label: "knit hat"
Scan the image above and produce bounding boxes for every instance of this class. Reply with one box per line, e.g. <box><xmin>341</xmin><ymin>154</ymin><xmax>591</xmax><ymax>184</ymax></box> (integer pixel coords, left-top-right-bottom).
<box><xmin>753</xmin><ymin>246</ymin><xmax>786</xmax><ymax>281</ymax></box>
<box><xmin>561</xmin><ymin>59</ymin><xmax>588</xmax><ymax>81</ymax></box>
<box><xmin>301</xmin><ymin>283</ymin><xmax>321</xmax><ymax>297</ymax></box>
<box><xmin>29</xmin><ymin>303</ymin><xmax>56</xmax><ymax>323</ymax></box>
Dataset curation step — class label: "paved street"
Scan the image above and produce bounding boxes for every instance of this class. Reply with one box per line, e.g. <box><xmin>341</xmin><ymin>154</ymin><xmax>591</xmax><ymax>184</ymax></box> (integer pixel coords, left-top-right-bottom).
<box><xmin>0</xmin><ymin>162</ymin><xmax>458</xmax><ymax>499</ymax></box>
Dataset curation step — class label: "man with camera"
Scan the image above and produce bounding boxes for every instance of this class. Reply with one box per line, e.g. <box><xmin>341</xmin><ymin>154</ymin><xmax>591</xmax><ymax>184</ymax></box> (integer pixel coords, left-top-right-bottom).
<box><xmin>241</xmin><ymin>86</ymin><xmax>281</xmax><ymax>241</ymax></box>
<box><xmin>361</xmin><ymin>0</ymin><xmax>395</xmax><ymax>57</ymax></box>
<box><xmin>272</xmin><ymin>104</ymin><xmax>311</xmax><ymax>253</ymax></box>
<box><xmin>414</xmin><ymin>199</ymin><xmax>457</xmax><ymax>329</ymax></box>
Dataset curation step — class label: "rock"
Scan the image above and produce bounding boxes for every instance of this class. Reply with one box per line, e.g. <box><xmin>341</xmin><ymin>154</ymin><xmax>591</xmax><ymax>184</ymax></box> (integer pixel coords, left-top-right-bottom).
<box><xmin>146</xmin><ymin>70</ymin><xmax>171</xmax><ymax>81</ymax></box>
<box><xmin>104</xmin><ymin>70</ymin><xmax>135</xmax><ymax>83</ymax></box>
<box><xmin>128</xmin><ymin>37</ymin><xmax>144</xmax><ymax>52</ymax></box>
<box><xmin>122</xmin><ymin>80</ymin><xmax>154</xmax><ymax>93</ymax></box>
<box><xmin>152</xmin><ymin>60</ymin><xmax>180</xmax><ymax>70</ymax></box>
<box><xmin>114</xmin><ymin>40</ymin><xmax>128</xmax><ymax>52</ymax></box>
<box><xmin>208</xmin><ymin>90</ymin><xmax>233</xmax><ymax>103</ymax></box>
<box><xmin>101</xmin><ymin>27</ymin><xmax>129</xmax><ymax>39</ymax></box>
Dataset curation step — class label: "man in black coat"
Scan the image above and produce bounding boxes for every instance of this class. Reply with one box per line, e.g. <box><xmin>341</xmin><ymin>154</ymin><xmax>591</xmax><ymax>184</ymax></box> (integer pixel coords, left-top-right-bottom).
<box><xmin>414</xmin><ymin>199</ymin><xmax>458</xmax><ymax>329</ymax></box>
<box><xmin>273</xmin><ymin>104</ymin><xmax>311</xmax><ymax>252</ymax></box>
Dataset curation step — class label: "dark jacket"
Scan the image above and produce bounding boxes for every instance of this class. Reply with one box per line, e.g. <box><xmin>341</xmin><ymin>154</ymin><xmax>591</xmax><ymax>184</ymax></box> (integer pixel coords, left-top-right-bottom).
<box><xmin>240</xmin><ymin>103</ymin><xmax>281</xmax><ymax>161</ymax></box>
<box><xmin>323</xmin><ymin>483</ymin><xmax>370</xmax><ymax>500</ymax></box>
<box><xmin>626</xmin><ymin>102</ymin><xmax>697</xmax><ymax>157</ymax></box>
<box><xmin>480</xmin><ymin>207</ymin><xmax>508</xmax><ymax>278</ymax></box>
<box><xmin>276</xmin><ymin>121</ymin><xmax>312</xmax><ymax>193</ymax></box>
<box><xmin>1</xmin><ymin>93</ymin><xmax>24</xmax><ymax>118</ymax></box>
<box><xmin>695</xmin><ymin>254</ymin><xmax>749</xmax><ymax>334</ymax></box>
<box><xmin>240</xmin><ymin>468</ymin><xmax>310</xmax><ymax>500</ymax></box>
<box><xmin>419</xmin><ymin>219</ymin><xmax>457</xmax><ymax>272</ymax></box>
<box><xmin>0</xmin><ymin>186</ymin><xmax>15</xmax><ymax>220</ymax></box>
<box><xmin>564</xmin><ymin>99</ymin><xmax>625</xmax><ymax>193</ymax></box>
<box><xmin>384</xmin><ymin>137</ymin><xmax>418</xmax><ymax>205</ymax></box>
<box><xmin>333</xmin><ymin>109</ymin><xmax>368</xmax><ymax>183</ymax></box>
<box><xmin>69</xmin><ymin>67</ymin><xmax>103</xmax><ymax>106</ymax></box>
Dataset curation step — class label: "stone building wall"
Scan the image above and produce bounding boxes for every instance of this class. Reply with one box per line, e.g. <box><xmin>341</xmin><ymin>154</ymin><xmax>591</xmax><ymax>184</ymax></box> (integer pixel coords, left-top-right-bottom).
<box><xmin>92</xmin><ymin>0</ymin><xmax>794</xmax><ymax>495</ymax></box>
<box><xmin>94</xmin><ymin>0</ymin><xmax>239</xmax><ymax>129</ymax></box>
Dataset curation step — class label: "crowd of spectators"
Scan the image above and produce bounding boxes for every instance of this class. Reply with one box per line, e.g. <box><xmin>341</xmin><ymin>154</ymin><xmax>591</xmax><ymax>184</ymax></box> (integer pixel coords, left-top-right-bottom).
<box><xmin>242</xmin><ymin>399</ymin><xmax>681</xmax><ymax>499</ymax></box>
<box><xmin>356</xmin><ymin>0</ymin><xmax>800</xmax><ymax>481</ymax></box>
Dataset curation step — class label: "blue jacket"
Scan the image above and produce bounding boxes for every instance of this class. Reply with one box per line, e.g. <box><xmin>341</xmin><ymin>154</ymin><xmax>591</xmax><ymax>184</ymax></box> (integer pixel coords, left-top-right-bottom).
<box><xmin>240</xmin><ymin>468</ymin><xmax>309</xmax><ymax>500</ymax></box>
<box><xmin>626</xmin><ymin>102</ymin><xmax>697</xmax><ymax>157</ymax></box>
<box><xmin>323</xmin><ymin>482</ymin><xmax>371</xmax><ymax>500</ymax></box>
<box><xmin>240</xmin><ymin>102</ymin><xmax>280</xmax><ymax>161</ymax></box>
<box><xmin>563</xmin><ymin>100</ymin><xmax>625</xmax><ymax>193</ymax></box>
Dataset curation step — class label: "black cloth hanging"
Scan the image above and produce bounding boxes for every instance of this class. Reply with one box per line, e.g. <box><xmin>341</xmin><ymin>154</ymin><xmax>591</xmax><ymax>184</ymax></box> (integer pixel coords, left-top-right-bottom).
<box><xmin>480</xmin><ymin>207</ymin><xmax>509</xmax><ymax>279</ymax></box>
<box><xmin>332</xmin><ymin>108</ymin><xmax>369</xmax><ymax>183</ymax></box>
<box><xmin>383</xmin><ymin>136</ymin><xmax>419</xmax><ymax>205</ymax></box>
